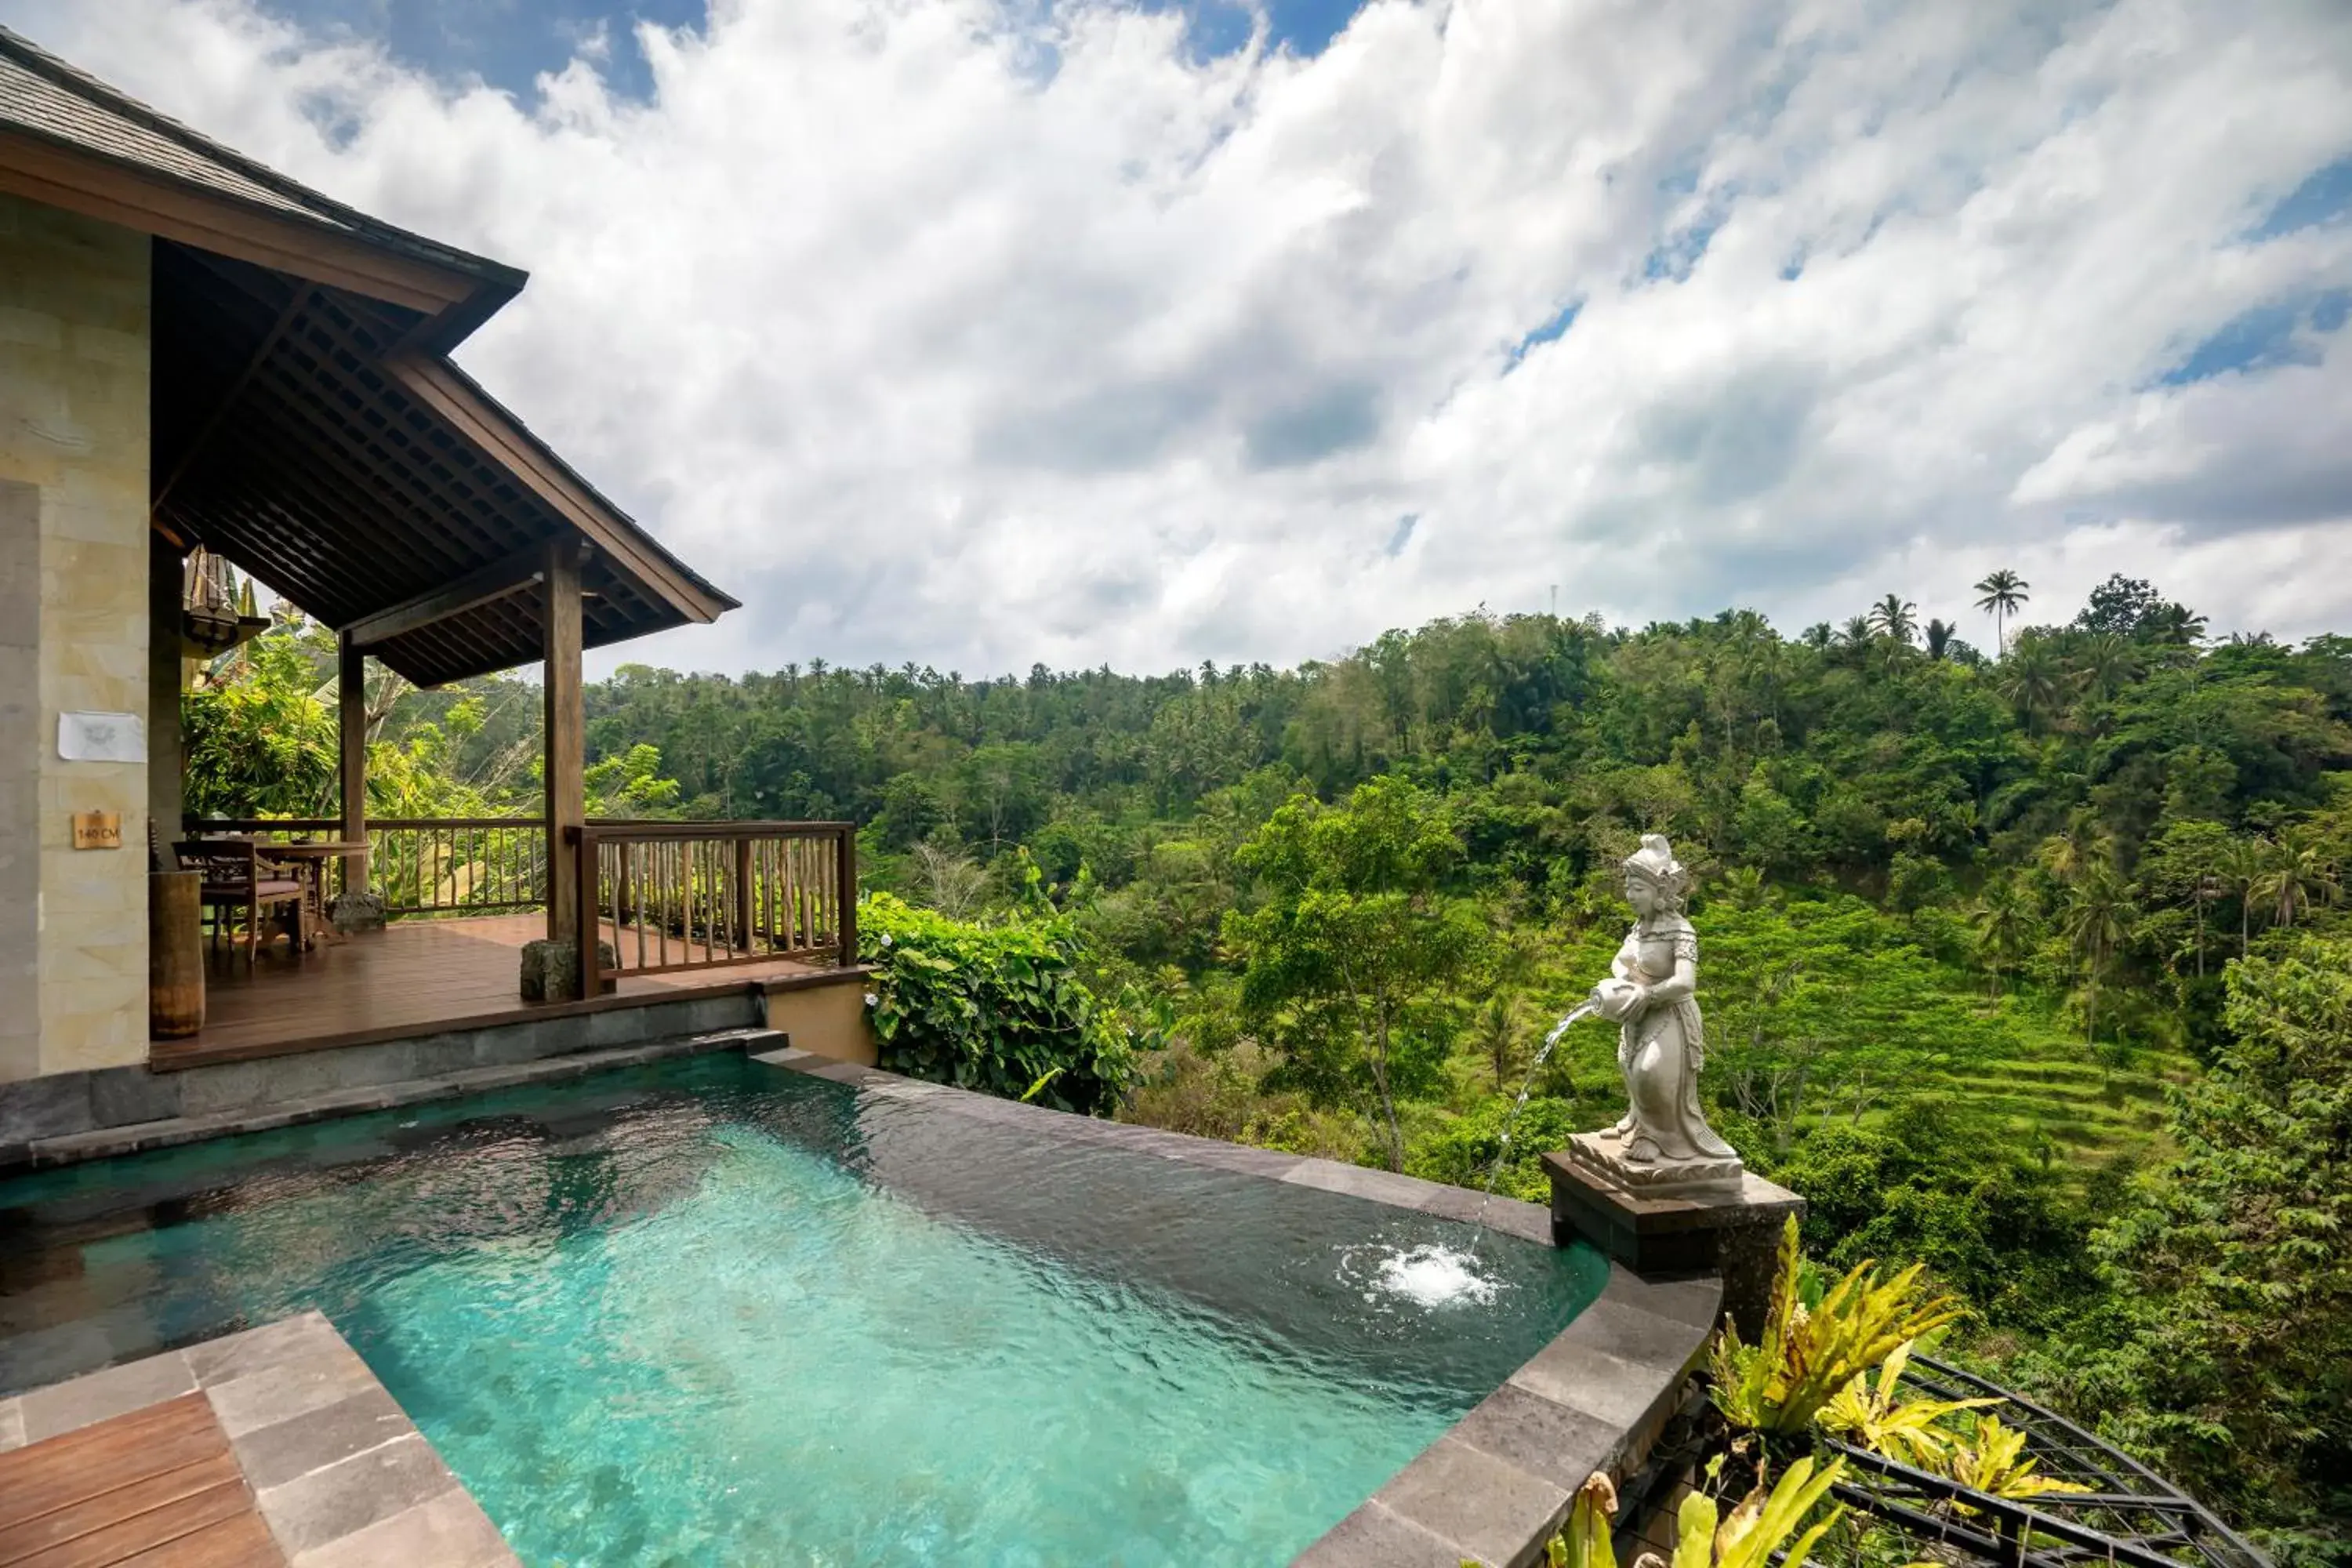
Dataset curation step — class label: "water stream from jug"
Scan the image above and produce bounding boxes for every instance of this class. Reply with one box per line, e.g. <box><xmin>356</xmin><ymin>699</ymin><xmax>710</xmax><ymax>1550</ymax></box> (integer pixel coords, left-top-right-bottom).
<box><xmin>1466</xmin><ymin>1000</ymin><xmax>1600</xmax><ymax>1246</ymax></box>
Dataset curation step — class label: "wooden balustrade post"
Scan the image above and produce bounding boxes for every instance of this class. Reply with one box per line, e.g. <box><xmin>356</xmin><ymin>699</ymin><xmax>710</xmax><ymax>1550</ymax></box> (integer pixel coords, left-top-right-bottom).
<box><xmin>578</xmin><ymin>826</ymin><xmax>605</xmax><ymax>996</ymax></box>
<box><xmin>835</xmin><ymin>824</ymin><xmax>858</xmax><ymax>968</ymax></box>
<box><xmin>734</xmin><ymin>836</ymin><xmax>754</xmax><ymax>956</ymax></box>
<box><xmin>337</xmin><ymin>632</ymin><xmax>368</xmax><ymax>894</ymax></box>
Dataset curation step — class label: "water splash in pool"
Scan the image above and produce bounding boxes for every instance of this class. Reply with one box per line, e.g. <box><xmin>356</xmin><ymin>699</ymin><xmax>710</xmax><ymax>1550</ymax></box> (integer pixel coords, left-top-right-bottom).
<box><xmin>1336</xmin><ymin>1242</ymin><xmax>1501</xmax><ymax>1309</ymax></box>
<box><xmin>1377</xmin><ymin>1244</ymin><xmax>1500</xmax><ymax>1308</ymax></box>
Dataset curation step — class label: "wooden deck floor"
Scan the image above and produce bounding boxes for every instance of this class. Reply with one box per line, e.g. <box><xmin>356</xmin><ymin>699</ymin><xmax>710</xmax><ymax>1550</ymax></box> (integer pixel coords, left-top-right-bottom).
<box><xmin>152</xmin><ymin>913</ymin><xmax>836</xmax><ymax>1071</ymax></box>
<box><xmin>0</xmin><ymin>1392</ymin><xmax>281</xmax><ymax>1566</ymax></box>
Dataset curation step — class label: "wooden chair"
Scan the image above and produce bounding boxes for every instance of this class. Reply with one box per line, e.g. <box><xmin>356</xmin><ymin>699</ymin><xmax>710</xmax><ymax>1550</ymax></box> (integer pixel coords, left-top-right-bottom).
<box><xmin>176</xmin><ymin>839</ymin><xmax>308</xmax><ymax>968</ymax></box>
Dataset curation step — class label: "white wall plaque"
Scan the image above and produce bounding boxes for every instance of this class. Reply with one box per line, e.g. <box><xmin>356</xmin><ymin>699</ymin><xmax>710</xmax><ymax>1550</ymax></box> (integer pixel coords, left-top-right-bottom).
<box><xmin>57</xmin><ymin>711</ymin><xmax>145</xmax><ymax>764</ymax></box>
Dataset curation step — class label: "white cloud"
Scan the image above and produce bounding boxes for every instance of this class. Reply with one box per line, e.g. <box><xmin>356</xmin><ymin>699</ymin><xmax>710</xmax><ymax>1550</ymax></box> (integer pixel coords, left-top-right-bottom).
<box><xmin>13</xmin><ymin>0</ymin><xmax>2352</xmax><ymax>674</ymax></box>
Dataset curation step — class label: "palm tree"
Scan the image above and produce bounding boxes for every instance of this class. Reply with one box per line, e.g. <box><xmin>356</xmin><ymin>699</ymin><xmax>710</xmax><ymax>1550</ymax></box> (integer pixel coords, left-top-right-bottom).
<box><xmin>1974</xmin><ymin>569</ymin><xmax>2030</xmax><ymax>656</ymax></box>
<box><xmin>2060</xmin><ymin>862</ymin><xmax>2135</xmax><ymax>1044</ymax></box>
<box><xmin>1972</xmin><ymin>879</ymin><xmax>2038</xmax><ymax>997</ymax></box>
<box><xmin>2253</xmin><ymin>829</ymin><xmax>2339</xmax><ymax>931</ymax></box>
<box><xmin>2175</xmin><ymin>831</ymin><xmax>2227</xmax><ymax>980</ymax></box>
<box><xmin>1999</xmin><ymin>642</ymin><xmax>2067</xmax><ymax>733</ymax></box>
<box><xmin>2140</xmin><ymin>601</ymin><xmax>2208</xmax><ymax>648</ymax></box>
<box><xmin>1473</xmin><ymin>993</ymin><xmax>1523</xmax><ymax>1091</ymax></box>
<box><xmin>2222</xmin><ymin>834</ymin><xmax>2270</xmax><ymax>956</ymax></box>
<box><xmin>2078</xmin><ymin>633</ymin><xmax>2140</xmax><ymax>704</ymax></box>
<box><xmin>2036</xmin><ymin>807</ymin><xmax>2112</xmax><ymax>887</ymax></box>
<box><xmin>1869</xmin><ymin>593</ymin><xmax>1919</xmax><ymax>645</ymax></box>
<box><xmin>1923</xmin><ymin>619</ymin><xmax>1956</xmax><ymax>660</ymax></box>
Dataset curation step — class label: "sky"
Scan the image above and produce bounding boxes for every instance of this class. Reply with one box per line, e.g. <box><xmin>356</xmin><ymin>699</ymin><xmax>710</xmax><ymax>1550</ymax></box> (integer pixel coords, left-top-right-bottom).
<box><xmin>9</xmin><ymin>0</ymin><xmax>2351</xmax><ymax>678</ymax></box>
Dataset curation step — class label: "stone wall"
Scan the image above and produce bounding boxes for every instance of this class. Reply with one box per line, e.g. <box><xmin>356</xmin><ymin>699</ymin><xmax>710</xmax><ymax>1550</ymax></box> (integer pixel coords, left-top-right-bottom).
<box><xmin>0</xmin><ymin>481</ymin><xmax>37</xmax><ymax>1082</ymax></box>
<box><xmin>0</xmin><ymin>193</ymin><xmax>153</xmax><ymax>1080</ymax></box>
<box><xmin>146</xmin><ymin>534</ymin><xmax>183</xmax><ymax>872</ymax></box>
<box><xmin>760</xmin><ymin>975</ymin><xmax>878</xmax><ymax>1065</ymax></box>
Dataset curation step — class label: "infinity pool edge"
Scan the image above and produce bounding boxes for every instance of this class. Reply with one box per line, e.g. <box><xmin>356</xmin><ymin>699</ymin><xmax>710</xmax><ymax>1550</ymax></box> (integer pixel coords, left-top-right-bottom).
<box><xmin>750</xmin><ymin>1046</ymin><xmax>1723</xmax><ymax>1568</ymax></box>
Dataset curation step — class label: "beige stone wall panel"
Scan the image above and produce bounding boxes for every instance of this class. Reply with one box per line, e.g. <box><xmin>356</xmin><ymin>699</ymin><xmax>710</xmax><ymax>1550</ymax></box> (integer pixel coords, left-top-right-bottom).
<box><xmin>0</xmin><ymin>191</ymin><xmax>152</xmax><ymax>1079</ymax></box>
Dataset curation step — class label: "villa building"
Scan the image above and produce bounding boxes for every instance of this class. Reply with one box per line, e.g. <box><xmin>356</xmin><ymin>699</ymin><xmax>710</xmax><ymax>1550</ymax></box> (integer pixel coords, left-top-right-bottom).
<box><xmin>0</xmin><ymin>27</ymin><xmax>869</xmax><ymax>1148</ymax></box>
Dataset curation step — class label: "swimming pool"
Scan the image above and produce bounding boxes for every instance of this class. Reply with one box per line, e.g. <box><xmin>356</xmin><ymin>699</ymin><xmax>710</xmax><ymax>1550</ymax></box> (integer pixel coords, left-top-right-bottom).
<box><xmin>0</xmin><ymin>1053</ymin><xmax>1607</xmax><ymax>1564</ymax></box>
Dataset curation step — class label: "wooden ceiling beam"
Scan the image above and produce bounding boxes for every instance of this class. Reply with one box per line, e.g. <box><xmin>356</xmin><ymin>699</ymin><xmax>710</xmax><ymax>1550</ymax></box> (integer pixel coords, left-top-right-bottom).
<box><xmin>347</xmin><ymin>539</ymin><xmax>583</xmax><ymax>650</ymax></box>
<box><xmin>387</xmin><ymin>354</ymin><xmax>735</xmax><ymax>626</ymax></box>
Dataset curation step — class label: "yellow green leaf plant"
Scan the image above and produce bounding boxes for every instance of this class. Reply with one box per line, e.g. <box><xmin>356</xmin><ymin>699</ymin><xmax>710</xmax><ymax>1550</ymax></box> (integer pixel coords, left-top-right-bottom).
<box><xmin>1708</xmin><ymin>1216</ymin><xmax>1964</xmax><ymax>1437</ymax></box>
<box><xmin>1943</xmin><ymin>1414</ymin><xmax>2092</xmax><ymax>1507</ymax></box>
<box><xmin>1509</xmin><ymin>1457</ymin><xmax>1850</xmax><ymax>1568</ymax></box>
<box><xmin>1815</xmin><ymin>1338</ymin><xmax>1996</xmax><ymax>1468</ymax></box>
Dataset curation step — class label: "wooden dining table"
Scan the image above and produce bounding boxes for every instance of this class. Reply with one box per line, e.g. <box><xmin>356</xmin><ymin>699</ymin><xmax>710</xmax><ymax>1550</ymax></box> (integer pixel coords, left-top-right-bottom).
<box><xmin>262</xmin><ymin>840</ymin><xmax>368</xmax><ymax>943</ymax></box>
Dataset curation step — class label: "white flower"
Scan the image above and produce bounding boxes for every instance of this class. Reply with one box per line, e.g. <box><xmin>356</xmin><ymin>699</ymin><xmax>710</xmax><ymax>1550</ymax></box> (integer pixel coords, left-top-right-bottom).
<box><xmin>880</xmin><ymin>933</ymin><xmax>893</xmax><ymax>947</ymax></box>
<box><xmin>863</xmin><ymin>992</ymin><xmax>878</xmax><ymax>1007</ymax></box>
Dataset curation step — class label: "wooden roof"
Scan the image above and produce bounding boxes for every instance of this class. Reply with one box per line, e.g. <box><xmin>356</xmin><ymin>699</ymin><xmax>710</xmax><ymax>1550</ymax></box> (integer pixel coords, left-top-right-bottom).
<box><xmin>0</xmin><ymin>26</ymin><xmax>739</xmax><ymax>686</ymax></box>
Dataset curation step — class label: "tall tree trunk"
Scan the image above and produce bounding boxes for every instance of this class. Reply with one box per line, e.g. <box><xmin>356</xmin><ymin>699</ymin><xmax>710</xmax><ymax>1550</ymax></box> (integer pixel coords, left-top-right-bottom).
<box><xmin>2194</xmin><ymin>884</ymin><xmax>2206</xmax><ymax>979</ymax></box>
<box><xmin>1371</xmin><ymin>988</ymin><xmax>1403</xmax><ymax>1173</ymax></box>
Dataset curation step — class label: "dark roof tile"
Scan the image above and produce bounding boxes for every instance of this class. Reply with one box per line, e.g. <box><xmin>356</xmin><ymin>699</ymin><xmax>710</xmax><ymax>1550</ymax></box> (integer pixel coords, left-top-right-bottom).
<box><xmin>0</xmin><ymin>25</ymin><xmax>519</xmax><ymax>288</ymax></box>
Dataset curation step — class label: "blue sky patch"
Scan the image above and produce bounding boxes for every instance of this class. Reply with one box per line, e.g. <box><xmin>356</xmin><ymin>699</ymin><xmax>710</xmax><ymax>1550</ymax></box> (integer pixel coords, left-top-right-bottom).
<box><xmin>259</xmin><ymin>0</ymin><xmax>1367</xmax><ymax>100</ymax></box>
<box><xmin>1167</xmin><ymin>0</ymin><xmax>1361</xmax><ymax>58</ymax></box>
<box><xmin>1385</xmin><ymin>514</ymin><xmax>1417</xmax><ymax>557</ymax></box>
<box><xmin>1641</xmin><ymin>220</ymin><xmax>1719</xmax><ymax>284</ymax></box>
<box><xmin>2249</xmin><ymin>154</ymin><xmax>2352</xmax><ymax>240</ymax></box>
<box><xmin>2160</xmin><ymin>289</ymin><xmax>2350</xmax><ymax>384</ymax></box>
<box><xmin>1506</xmin><ymin>300</ymin><xmax>1580</xmax><ymax>368</ymax></box>
<box><xmin>260</xmin><ymin>0</ymin><xmax>703</xmax><ymax>100</ymax></box>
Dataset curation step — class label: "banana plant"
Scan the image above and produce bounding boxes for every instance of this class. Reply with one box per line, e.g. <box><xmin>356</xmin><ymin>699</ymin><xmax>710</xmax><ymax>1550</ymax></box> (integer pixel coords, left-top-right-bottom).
<box><xmin>1816</xmin><ymin>1338</ymin><xmax>1996</xmax><ymax>1468</ymax></box>
<box><xmin>1709</xmin><ymin>1217</ymin><xmax>1964</xmax><ymax>1436</ymax></box>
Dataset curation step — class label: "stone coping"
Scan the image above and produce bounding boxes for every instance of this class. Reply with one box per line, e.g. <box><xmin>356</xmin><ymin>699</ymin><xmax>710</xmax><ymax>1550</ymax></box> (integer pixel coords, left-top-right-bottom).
<box><xmin>0</xmin><ymin>1312</ymin><xmax>517</xmax><ymax>1567</ymax></box>
<box><xmin>752</xmin><ymin>1047</ymin><xmax>1724</xmax><ymax>1568</ymax></box>
<box><xmin>0</xmin><ymin>1025</ymin><xmax>782</xmax><ymax>1174</ymax></box>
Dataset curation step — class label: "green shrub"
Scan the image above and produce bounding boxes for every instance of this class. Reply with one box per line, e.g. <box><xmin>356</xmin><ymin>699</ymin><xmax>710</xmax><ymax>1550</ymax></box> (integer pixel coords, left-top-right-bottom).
<box><xmin>857</xmin><ymin>891</ymin><xmax>1139</xmax><ymax>1114</ymax></box>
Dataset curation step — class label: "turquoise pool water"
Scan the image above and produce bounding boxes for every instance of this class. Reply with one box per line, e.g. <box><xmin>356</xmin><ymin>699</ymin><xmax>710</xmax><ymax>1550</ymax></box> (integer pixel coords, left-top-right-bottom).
<box><xmin>0</xmin><ymin>1055</ymin><xmax>1606</xmax><ymax>1565</ymax></box>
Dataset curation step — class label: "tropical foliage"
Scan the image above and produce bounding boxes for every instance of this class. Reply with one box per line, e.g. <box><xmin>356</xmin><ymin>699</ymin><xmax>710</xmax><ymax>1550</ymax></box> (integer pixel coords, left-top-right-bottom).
<box><xmin>1710</xmin><ymin>1218</ymin><xmax>1964</xmax><ymax>1436</ymax></box>
<box><xmin>856</xmin><ymin>891</ymin><xmax>1147</xmax><ymax>1114</ymax></box>
<box><xmin>1533</xmin><ymin>1461</ymin><xmax>1848</xmax><ymax>1568</ymax></box>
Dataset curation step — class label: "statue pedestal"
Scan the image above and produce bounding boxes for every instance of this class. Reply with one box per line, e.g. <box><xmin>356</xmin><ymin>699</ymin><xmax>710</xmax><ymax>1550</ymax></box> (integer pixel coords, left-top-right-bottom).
<box><xmin>1542</xmin><ymin>1147</ymin><xmax>1803</xmax><ymax>1340</ymax></box>
<box><xmin>1561</xmin><ymin>1129</ymin><xmax>1745</xmax><ymax>1195</ymax></box>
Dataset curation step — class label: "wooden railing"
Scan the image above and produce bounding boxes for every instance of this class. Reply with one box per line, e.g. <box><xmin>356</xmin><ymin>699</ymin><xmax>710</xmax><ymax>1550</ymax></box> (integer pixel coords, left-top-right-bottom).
<box><xmin>181</xmin><ymin>815</ymin><xmax>863</xmax><ymax>989</ymax></box>
<box><xmin>372</xmin><ymin>818</ymin><xmax>546</xmax><ymax>916</ymax></box>
<box><xmin>575</xmin><ymin>821</ymin><xmax>858</xmax><ymax>993</ymax></box>
<box><xmin>184</xmin><ymin>816</ymin><xmax>546</xmax><ymax>917</ymax></box>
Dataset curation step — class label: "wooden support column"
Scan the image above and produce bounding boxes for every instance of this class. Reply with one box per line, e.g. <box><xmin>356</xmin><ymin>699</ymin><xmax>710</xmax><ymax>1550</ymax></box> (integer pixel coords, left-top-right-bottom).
<box><xmin>543</xmin><ymin>539</ymin><xmax>586</xmax><ymax>951</ymax></box>
<box><xmin>835</xmin><ymin>824</ymin><xmax>858</xmax><ymax>969</ymax></box>
<box><xmin>337</xmin><ymin>631</ymin><xmax>368</xmax><ymax>892</ymax></box>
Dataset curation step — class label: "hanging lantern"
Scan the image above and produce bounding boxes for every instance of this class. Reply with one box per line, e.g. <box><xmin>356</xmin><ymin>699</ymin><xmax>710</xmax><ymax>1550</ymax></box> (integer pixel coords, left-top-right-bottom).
<box><xmin>180</xmin><ymin>546</ymin><xmax>272</xmax><ymax>658</ymax></box>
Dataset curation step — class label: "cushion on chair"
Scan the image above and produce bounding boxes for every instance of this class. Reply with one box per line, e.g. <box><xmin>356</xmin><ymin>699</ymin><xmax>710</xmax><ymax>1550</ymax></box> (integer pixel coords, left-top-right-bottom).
<box><xmin>200</xmin><ymin>879</ymin><xmax>306</xmax><ymax>900</ymax></box>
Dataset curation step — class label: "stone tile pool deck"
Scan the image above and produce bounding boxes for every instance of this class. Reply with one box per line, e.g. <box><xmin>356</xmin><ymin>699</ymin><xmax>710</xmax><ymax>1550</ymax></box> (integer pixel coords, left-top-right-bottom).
<box><xmin>0</xmin><ymin>1312</ymin><xmax>514</xmax><ymax>1566</ymax></box>
<box><xmin>756</xmin><ymin>1047</ymin><xmax>1722</xmax><ymax>1568</ymax></box>
<box><xmin>3</xmin><ymin>1036</ymin><xmax>1721</xmax><ymax>1568</ymax></box>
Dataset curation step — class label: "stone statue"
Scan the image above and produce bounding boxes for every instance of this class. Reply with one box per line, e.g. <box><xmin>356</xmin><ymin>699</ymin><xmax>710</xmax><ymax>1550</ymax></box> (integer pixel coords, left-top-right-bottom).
<box><xmin>1566</xmin><ymin>833</ymin><xmax>1744</xmax><ymax>1192</ymax></box>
